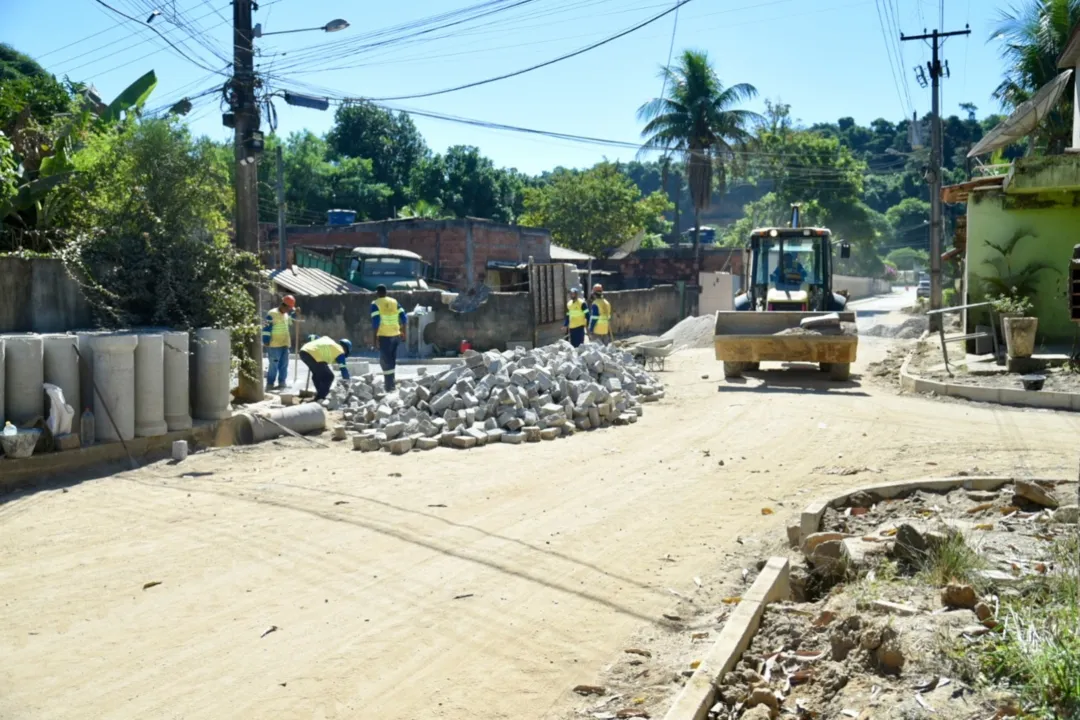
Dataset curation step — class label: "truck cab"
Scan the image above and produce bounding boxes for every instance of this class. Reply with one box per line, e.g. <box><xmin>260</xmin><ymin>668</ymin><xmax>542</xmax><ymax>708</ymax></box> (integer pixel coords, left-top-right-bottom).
<box><xmin>295</xmin><ymin>246</ymin><xmax>430</xmax><ymax>291</ymax></box>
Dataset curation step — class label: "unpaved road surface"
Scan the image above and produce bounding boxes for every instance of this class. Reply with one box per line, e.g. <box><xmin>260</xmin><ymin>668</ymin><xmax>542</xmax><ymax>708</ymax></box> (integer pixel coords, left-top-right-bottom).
<box><xmin>2</xmin><ymin>299</ymin><xmax>1077</xmax><ymax>720</ymax></box>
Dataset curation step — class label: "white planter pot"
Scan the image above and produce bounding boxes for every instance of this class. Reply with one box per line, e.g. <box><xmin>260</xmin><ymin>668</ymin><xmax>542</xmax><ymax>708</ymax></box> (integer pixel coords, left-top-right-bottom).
<box><xmin>1003</xmin><ymin>316</ymin><xmax>1038</xmax><ymax>359</ymax></box>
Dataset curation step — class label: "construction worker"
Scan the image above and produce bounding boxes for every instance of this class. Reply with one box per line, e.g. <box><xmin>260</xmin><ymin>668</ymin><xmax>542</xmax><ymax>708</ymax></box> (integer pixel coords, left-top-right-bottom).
<box><xmin>564</xmin><ymin>287</ymin><xmax>590</xmax><ymax>348</ymax></box>
<box><xmin>299</xmin><ymin>335</ymin><xmax>352</xmax><ymax>401</ymax></box>
<box><xmin>371</xmin><ymin>285</ymin><xmax>407</xmax><ymax>391</ymax></box>
<box><xmin>262</xmin><ymin>295</ymin><xmax>296</xmax><ymax>390</ymax></box>
<box><xmin>589</xmin><ymin>283</ymin><xmax>613</xmax><ymax>345</ymax></box>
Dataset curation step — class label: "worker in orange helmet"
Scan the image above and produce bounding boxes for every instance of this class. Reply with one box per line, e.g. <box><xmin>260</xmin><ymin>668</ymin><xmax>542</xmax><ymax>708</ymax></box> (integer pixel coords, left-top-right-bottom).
<box><xmin>589</xmin><ymin>283</ymin><xmax>613</xmax><ymax>345</ymax></box>
<box><xmin>263</xmin><ymin>294</ymin><xmax>297</xmax><ymax>390</ymax></box>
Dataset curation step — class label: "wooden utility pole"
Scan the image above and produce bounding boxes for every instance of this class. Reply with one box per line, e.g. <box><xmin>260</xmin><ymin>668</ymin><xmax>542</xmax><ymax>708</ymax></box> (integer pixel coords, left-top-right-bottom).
<box><xmin>230</xmin><ymin>0</ymin><xmax>264</xmax><ymax>401</ymax></box>
<box><xmin>901</xmin><ymin>25</ymin><xmax>970</xmax><ymax>331</ymax></box>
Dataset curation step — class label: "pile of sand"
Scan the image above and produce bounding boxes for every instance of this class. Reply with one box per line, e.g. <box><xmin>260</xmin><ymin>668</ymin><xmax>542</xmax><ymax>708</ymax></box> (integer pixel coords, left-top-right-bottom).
<box><xmin>864</xmin><ymin>316</ymin><xmax>928</xmax><ymax>339</ymax></box>
<box><xmin>660</xmin><ymin>314</ymin><xmax>716</xmax><ymax>349</ymax></box>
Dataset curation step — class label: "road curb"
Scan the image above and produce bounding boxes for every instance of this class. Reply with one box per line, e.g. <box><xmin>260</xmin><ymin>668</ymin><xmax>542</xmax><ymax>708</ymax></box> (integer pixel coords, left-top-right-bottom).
<box><xmin>795</xmin><ymin>475</ymin><xmax>1068</xmax><ymax>546</ymax></box>
<box><xmin>900</xmin><ymin>341</ymin><xmax>1080</xmax><ymax>411</ymax></box>
<box><xmin>661</xmin><ymin>557</ymin><xmax>790</xmax><ymax>720</ymax></box>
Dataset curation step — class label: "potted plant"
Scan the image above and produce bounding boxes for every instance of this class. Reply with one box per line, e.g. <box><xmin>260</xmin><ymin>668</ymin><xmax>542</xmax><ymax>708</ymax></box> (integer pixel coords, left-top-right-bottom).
<box><xmin>991</xmin><ymin>292</ymin><xmax>1037</xmax><ymax>359</ymax></box>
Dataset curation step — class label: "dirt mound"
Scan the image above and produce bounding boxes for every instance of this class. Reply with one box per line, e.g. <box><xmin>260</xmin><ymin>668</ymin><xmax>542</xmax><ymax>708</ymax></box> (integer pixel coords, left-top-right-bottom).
<box><xmin>661</xmin><ymin>313</ymin><xmax>716</xmax><ymax>349</ymax></box>
<box><xmin>864</xmin><ymin>316</ymin><xmax>928</xmax><ymax>339</ymax></box>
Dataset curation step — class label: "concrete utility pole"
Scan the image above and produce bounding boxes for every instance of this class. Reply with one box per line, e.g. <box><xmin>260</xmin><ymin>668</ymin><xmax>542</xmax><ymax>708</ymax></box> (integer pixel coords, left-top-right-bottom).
<box><xmin>901</xmin><ymin>26</ymin><xmax>970</xmax><ymax>331</ymax></box>
<box><xmin>230</xmin><ymin>0</ymin><xmax>264</xmax><ymax>402</ymax></box>
<box><xmin>276</xmin><ymin>144</ymin><xmax>287</xmax><ymax>269</ymax></box>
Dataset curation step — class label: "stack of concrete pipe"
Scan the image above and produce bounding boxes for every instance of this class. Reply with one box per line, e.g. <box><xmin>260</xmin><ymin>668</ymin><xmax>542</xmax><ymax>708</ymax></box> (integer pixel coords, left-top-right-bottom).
<box><xmin>0</xmin><ymin>328</ymin><xmax>232</xmax><ymax>446</ymax></box>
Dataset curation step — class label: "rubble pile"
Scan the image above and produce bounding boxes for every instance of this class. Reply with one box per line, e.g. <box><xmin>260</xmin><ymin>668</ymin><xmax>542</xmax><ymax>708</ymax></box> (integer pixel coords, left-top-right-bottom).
<box><xmin>328</xmin><ymin>341</ymin><xmax>664</xmax><ymax>454</ymax></box>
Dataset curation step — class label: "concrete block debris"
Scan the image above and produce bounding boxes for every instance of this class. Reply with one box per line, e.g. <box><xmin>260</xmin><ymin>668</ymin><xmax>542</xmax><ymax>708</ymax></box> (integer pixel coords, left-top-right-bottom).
<box><xmin>332</xmin><ymin>341</ymin><xmax>663</xmax><ymax>453</ymax></box>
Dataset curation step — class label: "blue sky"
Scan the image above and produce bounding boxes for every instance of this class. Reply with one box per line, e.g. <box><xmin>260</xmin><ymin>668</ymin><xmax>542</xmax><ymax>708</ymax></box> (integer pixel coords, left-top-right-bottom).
<box><xmin>4</xmin><ymin>0</ymin><xmax>1011</xmax><ymax>175</ymax></box>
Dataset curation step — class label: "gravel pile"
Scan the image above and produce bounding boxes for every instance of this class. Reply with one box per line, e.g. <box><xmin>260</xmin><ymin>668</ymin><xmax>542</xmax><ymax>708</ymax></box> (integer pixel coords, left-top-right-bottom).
<box><xmin>775</xmin><ymin>322</ymin><xmax>858</xmax><ymax>337</ymax></box>
<box><xmin>661</xmin><ymin>313</ymin><xmax>716</xmax><ymax>349</ymax></box>
<box><xmin>329</xmin><ymin>342</ymin><xmax>664</xmax><ymax>453</ymax></box>
<box><xmin>863</xmin><ymin>316</ymin><xmax>928</xmax><ymax>339</ymax></box>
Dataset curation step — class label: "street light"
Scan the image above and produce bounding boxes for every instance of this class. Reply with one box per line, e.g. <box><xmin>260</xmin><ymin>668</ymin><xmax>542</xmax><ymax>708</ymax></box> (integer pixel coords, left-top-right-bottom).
<box><xmin>253</xmin><ymin>19</ymin><xmax>349</xmax><ymax>37</ymax></box>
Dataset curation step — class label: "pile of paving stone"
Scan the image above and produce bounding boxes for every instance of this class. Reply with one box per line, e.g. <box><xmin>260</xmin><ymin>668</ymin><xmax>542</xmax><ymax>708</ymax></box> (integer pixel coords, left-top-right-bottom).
<box><xmin>328</xmin><ymin>341</ymin><xmax>664</xmax><ymax>453</ymax></box>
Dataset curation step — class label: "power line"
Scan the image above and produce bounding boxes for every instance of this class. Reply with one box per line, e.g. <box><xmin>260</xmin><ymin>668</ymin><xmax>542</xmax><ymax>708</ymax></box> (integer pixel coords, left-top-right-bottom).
<box><xmin>88</xmin><ymin>0</ymin><xmax>226</xmax><ymax>75</ymax></box>
<box><xmin>874</xmin><ymin>0</ymin><xmax>911</xmax><ymax>116</ymax></box>
<box><xmin>341</xmin><ymin>0</ymin><xmax>695</xmax><ymax>102</ymax></box>
<box><xmin>658</xmin><ymin>0</ymin><xmax>681</xmax><ymax>102</ymax></box>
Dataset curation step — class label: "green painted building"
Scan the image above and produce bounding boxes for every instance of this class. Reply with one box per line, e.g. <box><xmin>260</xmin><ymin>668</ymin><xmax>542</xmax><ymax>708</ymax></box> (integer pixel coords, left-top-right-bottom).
<box><xmin>958</xmin><ymin>153</ymin><xmax>1080</xmax><ymax>343</ymax></box>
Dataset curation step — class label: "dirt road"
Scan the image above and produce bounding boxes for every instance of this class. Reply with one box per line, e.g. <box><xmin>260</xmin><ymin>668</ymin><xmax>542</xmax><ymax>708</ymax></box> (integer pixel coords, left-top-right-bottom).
<box><xmin>2</xmin><ymin>327</ymin><xmax>1077</xmax><ymax>719</ymax></box>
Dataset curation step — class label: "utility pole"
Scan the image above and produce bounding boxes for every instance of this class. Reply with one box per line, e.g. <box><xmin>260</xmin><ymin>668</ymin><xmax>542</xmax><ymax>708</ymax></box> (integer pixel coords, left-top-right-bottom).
<box><xmin>229</xmin><ymin>0</ymin><xmax>265</xmax><ymax>401</ymax></box>
<box><xmin>276</xmin><ymin>144</ymin><xmax>287</xmax><ymax>269</ymax></box>
<box><xmin>901</xmin><ymin>25</ymin><xmax>969</xmax><ymax>331</ymax></box>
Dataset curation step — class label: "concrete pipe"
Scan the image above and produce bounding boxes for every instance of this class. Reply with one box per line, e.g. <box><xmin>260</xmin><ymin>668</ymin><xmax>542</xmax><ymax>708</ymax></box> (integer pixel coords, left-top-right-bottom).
<box><xmin>163</xmin><ymin>331</ymin><xmax>192</xmax><ymax>431</ymax></box>
<box><xmin>92</xmin><ymin>333</ymin><xmax>138</xmax><ymax>443</ymax></box>
<box><xmin>235</xmin><ymin>403</ymin><xmax>327</xmax><ymax>445</ymax></box>
<box><xmin>191</xmin><ymin>328</ymin><xmax>231</xmax><ymax>421</ymax></box>
<box><xmin>4</xmin><ymin>335</ymin><xmax>45</xmax><ymax>426</ymax></box>
<box><xmin>42</xmin><ymin>335</ymin><xmax>80</xmax><ymax>415</ymax></box>
<box><xmin>76</xmin><ymin>330</ymin><xmax>110</xmax><ymax>413</ymax></box>
<box><xmin>134</xmin><ymin>334</ymin><xmax>168</xmax><ymax>437</ymax></box>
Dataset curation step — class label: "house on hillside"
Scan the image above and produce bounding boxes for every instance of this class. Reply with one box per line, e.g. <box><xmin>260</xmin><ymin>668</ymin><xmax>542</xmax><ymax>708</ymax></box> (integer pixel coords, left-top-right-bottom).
<box><xmin>941</xmin><ymin>27</ymin><xmax>1080</xmax><ymax>345</ymax></box>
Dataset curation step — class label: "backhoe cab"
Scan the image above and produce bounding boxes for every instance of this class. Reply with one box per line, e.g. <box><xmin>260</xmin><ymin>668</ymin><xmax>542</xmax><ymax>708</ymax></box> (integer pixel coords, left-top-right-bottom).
<box><xmin>733</xmin><ymin>204</ymin><xmax>851</xmax><ymax>313</ymax></box>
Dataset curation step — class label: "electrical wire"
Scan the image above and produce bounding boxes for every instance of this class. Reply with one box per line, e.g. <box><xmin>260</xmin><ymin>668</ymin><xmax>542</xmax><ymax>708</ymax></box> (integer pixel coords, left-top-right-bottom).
<box><xmin>88</xmin><ymin>0</ymin><xmax>226</xmax><ymax>74</ymax></box>
<box><xmin>304</xmin><ymin>0</ymin><xmax>694</xmax><ymax>101</ymax></box>
<box><xmin>874</xmin><ymin>0</ymin><xmax>912</xmax><ymax>117</ymax></box>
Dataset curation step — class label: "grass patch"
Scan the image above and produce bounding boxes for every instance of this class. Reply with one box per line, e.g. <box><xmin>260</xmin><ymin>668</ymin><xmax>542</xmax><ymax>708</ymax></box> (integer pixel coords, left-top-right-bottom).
<box><xmin>918</xmin><ymin>528</ymin><xmax>987</xmax><ymax>588</ymax></box>
<box><xmin>978</xmin><ymin>536</ymin><xmax>1080</xmax><ymax>719</ymax></box>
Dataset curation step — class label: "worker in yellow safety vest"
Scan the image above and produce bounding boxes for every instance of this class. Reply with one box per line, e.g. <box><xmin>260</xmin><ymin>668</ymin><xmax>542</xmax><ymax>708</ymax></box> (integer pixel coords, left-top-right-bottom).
<box><xmin>589</xmin><ymin>283</ymin><xmax>613</xmax><ymax>345</ymax></box>
<box><xmin>262</xmin><ymin>294</ymin><xmax>296</xmax><ymax>390</ymax></box>
<box><xmin>299</xmin><ymin>335</ymin><xmax>352</xmax><ymax>401</ymax></box>
<box><xmin>563</xmin><ymin>286</ymin><xmax>590</xmax><ymax>348</ymax></box>
<box><xmin>371</xmin><ymin>284</ymin><xmax>407</xmax><ymax>391</ymax></box>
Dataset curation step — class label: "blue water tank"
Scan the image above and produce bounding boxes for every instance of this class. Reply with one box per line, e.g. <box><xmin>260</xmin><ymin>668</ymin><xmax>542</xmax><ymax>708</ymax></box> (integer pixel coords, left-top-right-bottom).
<box><xmin>327</xmin><ymin>209</ymin><xmax>357</xmax><ymax>225</ymax></box>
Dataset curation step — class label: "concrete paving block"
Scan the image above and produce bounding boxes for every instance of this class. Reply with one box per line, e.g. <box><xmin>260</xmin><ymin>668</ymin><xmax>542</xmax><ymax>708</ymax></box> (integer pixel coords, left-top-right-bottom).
<box><xmin>451</xmin><ymin>435</ymin><xmax>477</xmax><ymax>449</ymax></box>
<box><xmin>540</xmin><ymin>427</ymin><xmax>560</xmax><ymax>440</ymax></box>
<box><xmin>353</xmin><ymin>435</ymin><xmax>381</xmax><ymax>452</ymax></box>
<box><xmin>523</xmin><ymin>426</ymin><xmax>542</xmax><ymax>442</ymax></box>
<box><xmin>501</xmin><ymin>432</ymin><xmax>524</xmax><ymax>444</ymax></box>
<box><xmin>383</xmin><ymin>421</ymin><xmax>405</xmax><ymax>440</ymax></box>
<box><xmin>414</xmin><ymin>436</ymin><xmax>438</xmax><ymax>451</ymax></box>
<box><xmin>388</xmin><ymin>437</ymin><xmax>414</xmax><ymax>455</ymax></box>
<box><xmin>439</xmin><ymin>431</ymin><xmax>458</xmax><ymax>447</ymax></box>
<box><xmin>485</xmin><ymin>428</ymin><xmax>504</xmax><ymax>443</ymax></box>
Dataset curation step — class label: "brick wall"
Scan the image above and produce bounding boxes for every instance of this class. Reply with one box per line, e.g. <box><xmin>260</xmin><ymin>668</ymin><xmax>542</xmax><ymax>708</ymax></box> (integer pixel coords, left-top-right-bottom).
<box><xmin>261</xmin><ymin>218</ymin><xmax>551</xmax><ymax>291</ymax></box>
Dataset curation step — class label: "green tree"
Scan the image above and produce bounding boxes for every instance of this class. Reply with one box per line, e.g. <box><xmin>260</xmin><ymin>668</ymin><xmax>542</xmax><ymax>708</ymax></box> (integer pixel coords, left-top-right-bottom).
<box><xmin>410</xmin><ymin>145</ymin><xmax>522</xmax><ymax>222</ymax></box>
<box><xmin>326</xmin><ymin>101</ymin><xmax>427</xmax><ymax>216</ymax></box>
<box><xmin>990</xmin><ymin>0</ymin><xmax>1080</xmax><ymax>154</ymax></box>
<box><xmin>885</xmin><ymin>246</ymin><xmax>929</xmax><ymax>270</ymax></box>
<box><xmin>520</xmin><ymin>162</ymin><xmax>673</xmax><ymax>257</ymax></box>
<box><xmin>885</xmin><ymin>197</ymin><xmax>931</xmax><ymax>248</ymax></box>
<box><xmin>638</xmin><ymin>49</ymin><xmax>759</xmax><ymax>262</ymax></box>
<box><xmin>61</xmin><ymin>118</ymin><xmax>257</xmax><ymax>349</ymax></box>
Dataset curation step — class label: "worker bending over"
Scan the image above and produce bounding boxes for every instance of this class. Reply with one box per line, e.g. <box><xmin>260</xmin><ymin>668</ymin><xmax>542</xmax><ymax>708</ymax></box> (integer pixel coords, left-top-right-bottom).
<box><xmin>564</xmin><ymin>286</ymin><xmax>590</xmax><ymax>348</ymax></box>
<box><xmin>262</xmin><ymin>294</ymin><xmax>296</xmax><ymax>390</ymax></box>
<box><xmin>299</xmin><ymin>335</ymin><xmax>352</xmax><ymax>401</ymax></box>
<box><xmin>589</xmin><ymin>283</ymin><xmax>613</xmax><ymax>345</ymax></box>
<box><xmin>371</xmin><ymin>285</ymin><xmax>407</xmax><ymax>391</ymax></box>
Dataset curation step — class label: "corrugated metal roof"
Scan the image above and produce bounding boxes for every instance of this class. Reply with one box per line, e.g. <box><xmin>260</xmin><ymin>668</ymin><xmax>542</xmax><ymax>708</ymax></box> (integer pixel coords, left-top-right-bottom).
<box><xmin>264</xmin><ymin>266</ymin><xmax>362</xmax><ymax>297</ymax></box>
<box><xmin>550</xmin><ymin>244</ymin><xmax>593</xmax><ymax>261</ymax></box>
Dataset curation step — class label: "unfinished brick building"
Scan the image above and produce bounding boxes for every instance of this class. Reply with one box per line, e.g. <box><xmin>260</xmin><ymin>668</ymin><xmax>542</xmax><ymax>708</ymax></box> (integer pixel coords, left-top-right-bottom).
<box><xmin>261</xmin><ymin>218</ymin><xmax>552</xmax><ymax>291</ymax></box>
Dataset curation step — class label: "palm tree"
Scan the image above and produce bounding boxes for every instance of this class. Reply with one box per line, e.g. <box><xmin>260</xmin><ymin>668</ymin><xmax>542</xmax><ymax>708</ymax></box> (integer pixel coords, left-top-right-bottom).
<box><xmin>990</xmin><ymin>0</ymin><xmax>1080</xmax><ymax>154</ymax></box>
<box><xmin>638</xmin><ymin>49</ymin><xmax>759</xmax><ymax>266</ymax></box>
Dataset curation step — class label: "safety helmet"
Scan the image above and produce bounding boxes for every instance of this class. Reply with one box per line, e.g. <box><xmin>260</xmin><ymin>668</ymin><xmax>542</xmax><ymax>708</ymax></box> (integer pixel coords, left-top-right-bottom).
<box><xmin>339</xmin><ymin>338</ymin><xmax>352</xmax><ymax>356</ymax></box>
<box><xmin>281</xmin><ymin>295</ymin><xmax>296</xmax><ymax>308</ymax></box>
<box><xmin>306</xmin><ymin>334</ymin><xmax>319</xmax><ymax>343</ymax></box>
<box><xmin>570</xmin><ymin>287</ymin><xmax>581</xmax><ymax>294</ymax></box>
<box><xmin>592</xmin><ymin>283</ymin><xmax>603</xmax><ymax>293</ymax></box>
